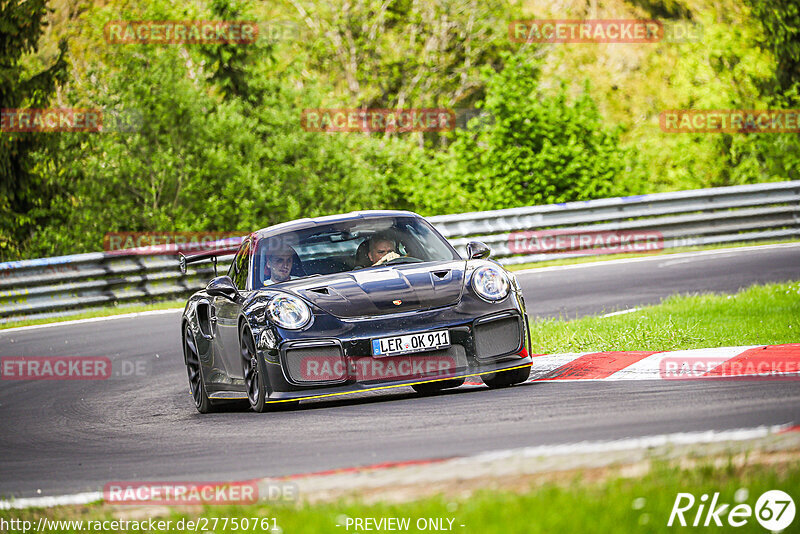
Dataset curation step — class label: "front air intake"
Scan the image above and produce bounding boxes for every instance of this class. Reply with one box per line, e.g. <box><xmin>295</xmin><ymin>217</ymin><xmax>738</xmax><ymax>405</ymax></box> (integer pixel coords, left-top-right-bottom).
<box><xmin>282</xmin><ymin>341</ymin><xmax>347</xmax><ymax>385</ymax></box>
<box><xmin>473</xmin><ymin>315</ymin><xmax>523</xmax><ymax>360</ymax></box>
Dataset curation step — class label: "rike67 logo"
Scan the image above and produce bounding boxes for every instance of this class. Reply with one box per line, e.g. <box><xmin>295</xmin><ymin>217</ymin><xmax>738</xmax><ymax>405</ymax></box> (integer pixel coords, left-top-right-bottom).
<box><xmin>668</xmin><ymin>490</ymin><xmax>795</xmax><ymax>530</ymax></box>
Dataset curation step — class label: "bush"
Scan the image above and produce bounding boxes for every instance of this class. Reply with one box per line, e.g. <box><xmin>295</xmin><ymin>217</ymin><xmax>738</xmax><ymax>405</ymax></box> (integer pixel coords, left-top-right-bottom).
<box><xmin>441</xmin><ymin>53</ymin><xmax>644</xmax><ymax>212</ymax></box>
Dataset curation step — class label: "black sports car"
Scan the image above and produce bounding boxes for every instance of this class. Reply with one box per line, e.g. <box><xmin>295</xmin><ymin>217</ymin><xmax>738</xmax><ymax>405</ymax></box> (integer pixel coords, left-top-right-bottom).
<box><xmin>180</xmin><ymin>211</ymin><xmax>532</xmax><ymax>413</ymax></box>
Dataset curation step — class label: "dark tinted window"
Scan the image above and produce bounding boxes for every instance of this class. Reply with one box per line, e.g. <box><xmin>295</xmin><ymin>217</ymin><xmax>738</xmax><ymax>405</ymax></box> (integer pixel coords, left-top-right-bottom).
<box><xmin>253</xmin><ymin>216</ymin><xmax>458</xmax><ymax>287</ymax></box>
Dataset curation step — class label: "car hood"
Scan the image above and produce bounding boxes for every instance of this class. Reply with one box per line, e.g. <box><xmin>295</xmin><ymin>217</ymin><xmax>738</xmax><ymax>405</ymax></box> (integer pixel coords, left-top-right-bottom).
<box><xmin>279</xmin><ymin>260</ymin><xmax>466</xmax><ymax>318</ymax></box>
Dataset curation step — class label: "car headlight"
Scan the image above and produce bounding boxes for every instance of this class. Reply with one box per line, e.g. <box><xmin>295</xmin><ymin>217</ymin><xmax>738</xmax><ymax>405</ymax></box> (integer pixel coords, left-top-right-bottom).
<box><xmin>471</xmin><ymin>265</ymin><xmax>510</xmax><ymax>301</ymax></box>
<box><xmin>266</xmin><ymin>295</ymin><xmax>311</xmax><ymax>329</ymax></box>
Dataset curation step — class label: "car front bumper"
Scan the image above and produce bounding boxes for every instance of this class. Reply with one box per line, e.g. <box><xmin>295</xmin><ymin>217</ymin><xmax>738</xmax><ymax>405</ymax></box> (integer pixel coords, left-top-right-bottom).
<box><xmin>258</xmin><ymin>305</ymin><xmax>532</xmax><ymax>403</ymax></box>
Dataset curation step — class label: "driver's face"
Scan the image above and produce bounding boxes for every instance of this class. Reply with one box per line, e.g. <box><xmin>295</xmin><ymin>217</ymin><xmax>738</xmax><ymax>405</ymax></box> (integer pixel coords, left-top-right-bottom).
<box><xmin>267</xmin><ymin>253</ymin><xmax>293</xmax><ymax>282</ymax></box>
<box><xmin>368</xmin><ymin>240</ymin><xmax>395</xmax><ymax>263</ymax></box>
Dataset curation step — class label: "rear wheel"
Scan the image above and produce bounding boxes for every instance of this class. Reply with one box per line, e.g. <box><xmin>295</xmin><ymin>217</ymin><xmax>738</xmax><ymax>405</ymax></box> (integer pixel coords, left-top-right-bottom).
<box><xmin>184</xmin><ymin>325</ymin><xmax>217</xmax><ymax>413</ymax></box>
<box><xmin>412</xmin><ymin>378</ymin><xmax>465</xmax><ymax>394</ymax></box>
<box><xmin>481</xmin><ymin>365</ymin><xmax>531</xmax><ymax>388</ymax></box>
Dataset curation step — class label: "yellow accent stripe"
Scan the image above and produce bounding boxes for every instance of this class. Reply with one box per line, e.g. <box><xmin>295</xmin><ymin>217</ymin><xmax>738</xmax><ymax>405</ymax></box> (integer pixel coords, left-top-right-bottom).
<box><xmin>265</xmin><ymin>363</ymin><xmax>532</xmax><ymax>404</ymax></box>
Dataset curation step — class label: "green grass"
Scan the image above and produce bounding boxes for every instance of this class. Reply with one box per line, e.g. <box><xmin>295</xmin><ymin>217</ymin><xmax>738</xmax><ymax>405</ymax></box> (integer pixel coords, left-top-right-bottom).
<box><xmin>506</xmin><ymin>239</ymin><xmax>800</xmax><ymax>271</ymax></box>
<box><xmin>2</xmin><ymin>457</ymin><xmax>797</xmax><ymax>533</ymax></box>
<box><xmin>529</xmin><ymin>281</ymin><xmax>800</xmax><ymax>353</ymax></box>
<box><xmin>0</xmin><ymin>300</ymin><xmax>185</xmax><ymax>330</ymax></box>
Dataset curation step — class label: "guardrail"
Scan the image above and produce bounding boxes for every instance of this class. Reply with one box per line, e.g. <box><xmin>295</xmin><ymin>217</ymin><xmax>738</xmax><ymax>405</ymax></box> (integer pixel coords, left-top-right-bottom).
<box><xmin>431</xmin><ymin>180</ymin><xmax>800</xmax><ymax>264</ymax></box>
<box><xmin>2</xmin><ymin>181</ymin><xmax>798</xmax><ymax>323</ymax></box>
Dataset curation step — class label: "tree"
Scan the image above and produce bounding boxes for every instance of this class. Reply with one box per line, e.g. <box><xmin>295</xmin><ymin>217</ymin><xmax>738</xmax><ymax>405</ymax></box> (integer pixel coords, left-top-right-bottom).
<box><xmin>287</xmin><ymin>0</ymin><xmax>517</xmax><ymax>111</ymax></box>
<box><xmin>30</xmin><ymin>0</ymin><xmax>433</xmax><ymax>256</ymax></box>
<box><xmin>746</xmin><ymin>0</ymin><xmax>800</xmax><ymax>93</ymax></box>
<box><xmin>198</xmin><ymin>0</ymin><xmax>273</xmax><ymax>104</ymax></box>
<box><xmin>442</xmin><ymin>53</ymin><xmax>642</xmax><ymax>211</ymax></box>
<box><xmin>717</xmin><ymin>1</ymin><xmax>800</xmax><ymax>185</ymax></box>
<box><xmin>0</xmin><ymin>0</ymin><xmax>68</xmax><ymax>260</ymax></box>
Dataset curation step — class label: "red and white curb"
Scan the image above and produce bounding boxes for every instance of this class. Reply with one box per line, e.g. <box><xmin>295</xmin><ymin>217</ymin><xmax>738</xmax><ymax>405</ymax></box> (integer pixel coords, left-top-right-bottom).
<box><xmin>467</xmin><ymin>343</ymin><xmax>800</xmax><ymax>385</ymax></box>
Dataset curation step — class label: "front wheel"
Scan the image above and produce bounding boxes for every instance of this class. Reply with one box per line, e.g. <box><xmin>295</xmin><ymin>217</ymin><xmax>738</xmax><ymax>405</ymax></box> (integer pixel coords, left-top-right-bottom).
<box><xmin>481</xmin><ymin>365</ymin><xmax>531</xmax><ymax>388</ymax></box>
<box><xmin>240</xmin><ymin>325</ymin><xmax>270</xmax><ymax>412</ymax></box>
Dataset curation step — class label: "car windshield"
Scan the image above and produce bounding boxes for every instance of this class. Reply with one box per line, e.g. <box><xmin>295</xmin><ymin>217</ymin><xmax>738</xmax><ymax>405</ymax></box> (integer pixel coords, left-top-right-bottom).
<box><xmin>253</xmin><ymin>216</ymin><xmax>459</xmax><ymax>288</ymax></box>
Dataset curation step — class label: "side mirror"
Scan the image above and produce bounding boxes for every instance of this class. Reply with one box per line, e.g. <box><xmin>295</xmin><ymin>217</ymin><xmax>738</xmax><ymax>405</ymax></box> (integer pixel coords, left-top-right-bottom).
<box><xmin>206</xmin><ymin>275</ymin><xmax>240</xmax><ymax>301</ymax></box>
<box><xmin>466</xmin><ymin>241</ymin><xmax>491</xmax><ymax>260</ymax></box>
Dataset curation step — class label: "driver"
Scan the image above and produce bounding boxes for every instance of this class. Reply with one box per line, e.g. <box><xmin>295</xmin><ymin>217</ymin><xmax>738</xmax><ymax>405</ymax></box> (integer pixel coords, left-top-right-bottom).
<box><xmin>368</xmin><ymin>236</ymin><xmax>401</xmax><ymax>266</ymax></box>
<box><xmin>263</xmin><ymin>244</ymin><xmax>297</xmax><ymax>285</ymax></box>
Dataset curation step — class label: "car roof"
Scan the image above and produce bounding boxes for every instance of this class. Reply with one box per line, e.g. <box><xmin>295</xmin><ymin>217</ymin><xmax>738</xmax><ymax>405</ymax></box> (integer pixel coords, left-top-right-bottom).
<box><xmin>252</xmin><ymin>210</ymin><xmax>422</xmax><ymax>239</ymax></box>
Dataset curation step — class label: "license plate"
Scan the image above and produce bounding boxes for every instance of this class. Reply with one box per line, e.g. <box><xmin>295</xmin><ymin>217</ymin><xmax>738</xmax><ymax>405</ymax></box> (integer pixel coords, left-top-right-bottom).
<box><xmin>371</xmin><ymin>330</ymin><xmax>450</xmax><ymax>357</ymax></box>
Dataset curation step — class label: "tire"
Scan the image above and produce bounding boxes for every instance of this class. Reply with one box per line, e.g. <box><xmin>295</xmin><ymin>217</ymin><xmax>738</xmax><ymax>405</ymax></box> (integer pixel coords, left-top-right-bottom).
<box><xmin>481</xmin><ymin>365</ymin><xmax>531</xmax><ymax>388</ymax></box>
<box><xmin>240</xmin><ymin>324</ymin><xmax>270</xmax><ymax>413</ymax></box>
<box><xmin>184</xmin><ymin>324</ymin><xmax>217</xmax><ymax>414</ymax></box>
<box><xmin>412</xmin><ymin>378</ymin><xmax>465</xmax><ymax>394</ymax></box>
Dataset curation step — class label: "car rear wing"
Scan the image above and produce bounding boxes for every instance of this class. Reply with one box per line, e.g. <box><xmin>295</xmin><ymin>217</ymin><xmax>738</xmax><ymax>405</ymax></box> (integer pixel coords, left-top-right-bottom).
<box><xmin>178</xmin><ymin>245</ymin><xmax>240</xmax><ymax>276</ymax></box>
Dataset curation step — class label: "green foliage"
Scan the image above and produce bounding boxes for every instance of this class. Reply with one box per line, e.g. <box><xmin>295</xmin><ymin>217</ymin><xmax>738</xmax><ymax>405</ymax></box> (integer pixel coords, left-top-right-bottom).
<box><xmin>199</xmin><ymin>0</ymin><xmax>271</xmax><ymax>103</ymax></box>
<box><xmin>745</xmin><ymin>0</ymin><xmax>800</xmax><ymax>93</ymax></box>
<box><xmin>0</xmin><ymin>0</ymin><xmax>68</xmax><ymax>260</ymax></box>
<box><xmin>723</xmin><ymin>0</ymin><xmax>800</xmax><ymax>186</ymax></box>
<box><xmin>616</xmin><ymin>11</ymin><xmax>774</xmax><ymax>191</ymax></box>
<box><xmin>3</xmin><ymin>0</ymin><xmax>798</xmax><ymax>260</ymax></box>
<box><xmin>295</xmin><ymin>0</ymin><xmax>514</xmax><ymax>109</ymax></box>
<box><xmin>441</xmin><ymin>53</ymin><xmax>643</xmax><ymax>211</ymax></box>
<box><xmin>22</xmin><ymin>0</ymin><xmax>432</xmax><ymax>257</ymax></box>
<box><xmin>626</xmin><ymin>0</ymin><xmax>694</xmax><ymax>20</ymax></box>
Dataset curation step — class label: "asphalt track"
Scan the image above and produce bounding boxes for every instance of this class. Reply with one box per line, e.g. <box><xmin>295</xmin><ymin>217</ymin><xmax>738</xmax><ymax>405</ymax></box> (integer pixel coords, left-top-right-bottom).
<box><xmin>1</xmin><ymin>244</ymin><xmax>799</xmax><ymax>499</ymax></box>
